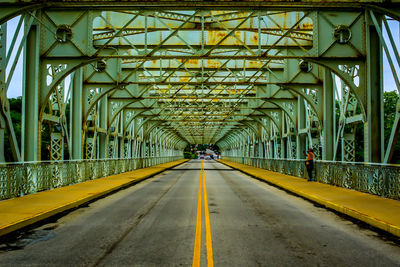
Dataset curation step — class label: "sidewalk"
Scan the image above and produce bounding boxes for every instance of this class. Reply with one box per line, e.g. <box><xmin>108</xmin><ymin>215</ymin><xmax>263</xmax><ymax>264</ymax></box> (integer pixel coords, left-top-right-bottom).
<box><xmin>0</xmin><ymin>159</ymin><xmax>188</xmax><ymax>237</ymax></box>
<box><xmin>218</xmin><ymin>159</ymin><xmax>400</xmax><ymax>238</ymax></box>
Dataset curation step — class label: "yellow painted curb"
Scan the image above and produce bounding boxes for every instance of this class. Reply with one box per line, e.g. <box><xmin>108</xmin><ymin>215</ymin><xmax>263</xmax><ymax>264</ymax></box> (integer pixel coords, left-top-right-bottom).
<box><xmin>0</xmin><ymin>159</ymin><xmax>189</xmax><ymax>237</ymax></box>
<box><xmin>218</xmin><ymin>159</ymin><xmax>400</xmax><ymax>238</ymax></box>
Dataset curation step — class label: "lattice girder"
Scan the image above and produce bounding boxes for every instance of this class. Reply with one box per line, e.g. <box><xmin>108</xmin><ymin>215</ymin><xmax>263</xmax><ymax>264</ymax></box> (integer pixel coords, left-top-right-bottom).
<box><xmin>0</xmin><ymin>2</ymin><xmax>397</xmax><ymax>164</ymax></box>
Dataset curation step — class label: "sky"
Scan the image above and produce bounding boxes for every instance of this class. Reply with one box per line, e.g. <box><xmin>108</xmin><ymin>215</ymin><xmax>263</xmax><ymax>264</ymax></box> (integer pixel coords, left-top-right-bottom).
<box><xmin>5</xmin><ymin>16</ymin><xmax>400</xmax><ymax>99</ymax></box>
<box><xmin>382</xmin><ymin>19</ymin><xmax>400</xmax><ymax>93</ymax></box>
<box><xmin>6</xmin><ymin>16</ymin><xmax>24</xmax><ymax>98</ymax></box>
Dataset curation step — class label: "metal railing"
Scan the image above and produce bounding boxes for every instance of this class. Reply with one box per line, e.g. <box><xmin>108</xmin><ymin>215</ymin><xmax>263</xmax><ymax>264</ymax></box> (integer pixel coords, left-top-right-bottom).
<box><xmin>223</xmin><ymin>156</ymin><xmax>400</xmax><ymax>200</ymax></box>
<box><xmin>0</xmin><ymin>156</ymin><xmax>183</xmax><ymax>200</ymax></box>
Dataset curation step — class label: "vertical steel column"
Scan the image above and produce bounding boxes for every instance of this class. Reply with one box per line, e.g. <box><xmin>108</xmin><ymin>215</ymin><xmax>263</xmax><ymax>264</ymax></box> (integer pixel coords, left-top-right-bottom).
<box><xmin>0</xmin><ymin>23</ymin><xmax>6</xmax><ymax>162</ymax></box>
<box><xmin>119</xmin><ymin>110</ymin><xmax>125</xmax><ymax>158</ymax></box>
<box><xmin>268</xmin><ymin>125</ymin><xmax>274</xmax><ymax>159</ymax></box>
<box><xmin>129</xmin><ymin>125</ymin><xmax>134</xmax><ymax>158</ymax></box>
<box><xmin>141</xmin><ymin>139</ymin><xmax>145</xmax><ymax>158</ymax></box>
<box><xmin>281</xmin><ymin>138</ymin><xmax>286</xmax><ymax>159</ymax></box>
<box><xmin>365</xmin><ymin>13</ymin><xmax>384</xmax><ymax>162</ymax></box>
<box><xmin>149</xmin><ymin>132</ymin><xmax>153</xmax><ymax>158</ymax></box>
<box><xmin>154</xmin><ymin>132</ymin><xmax>158</xmax><ymax>158</ymax></box>
<box><xmin>281</xmin><ymin>111</ymin><xmax>287</xmax><ymax>158</ymax></box>
<box><xmin>0</xmin><ymin>117</ymin><xmax>4</xmax><ymax>162</ymax></box>
<box><xmin>98</xmin><ymin>93</ymin><xmax>108</xmax><ymax>159</ymax></box>
<box><xmin>296</xmin><ymin>96</ymin><xmax>306</xmax><ymax>159</ymax></box>
<box><xmin>133</xmin><ymin>139</ymin><xmax>138</xmax><ymax>158</ymax></box>
<box><xmin>323</xmin><ymin>69</ymin><xmax>335</xmax><ymax>160</ymax></box>
<box><xmin>132</xmin><ymin>118</ymin><xmax>137</xmax><ymax>158</ymax></box>
<box><xmin>246</xmin><ymin>134</ymin><xmax>250</xmax><ymax>157</ymax></box>
<box><xmin>70</xmin><ymin>69</ymin><xmax>83</xmax><ymax>159</ymax></box>
<box><xmin>22</xmin><ymin>24</ymin><xmax>40</xmax><ymax>161</ymax></box>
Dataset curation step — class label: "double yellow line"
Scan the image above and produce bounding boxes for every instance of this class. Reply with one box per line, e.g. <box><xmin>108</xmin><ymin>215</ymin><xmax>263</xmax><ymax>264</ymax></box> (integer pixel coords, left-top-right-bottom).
<box><xmin>192</xmin><ymin>160</ymin><xmax>214</xmax><ymax>267</ymax></box>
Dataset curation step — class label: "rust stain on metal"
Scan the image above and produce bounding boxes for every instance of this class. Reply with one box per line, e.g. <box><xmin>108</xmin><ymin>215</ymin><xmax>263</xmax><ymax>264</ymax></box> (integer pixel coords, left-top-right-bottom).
<box><xmin>248</xmin><ymin>61</ymin><xmax>261</xmax><ymax>68</ymax></box>
<box><xmin>302</xmin><ymin>22</ymin><xmax>313</xmax><ymax>29</ymax></box>
<box><xmin>187</xmin><ymin>59</ymin><xmax>199</xmax><ymax>65</ymax></box>
<box><xmin>207</xmin><ymin>31</ymin><xmax>218</xmax><ymax>45</ymax></box>
<box><xmin>180</xmin><ymin>76</ymin><xmax>190</xmax><ymax>82</ymax></box>
<box><xmin>207</xmin><ymin>60</ymin><xmax>221</xmax><ymax>68</ymax></box>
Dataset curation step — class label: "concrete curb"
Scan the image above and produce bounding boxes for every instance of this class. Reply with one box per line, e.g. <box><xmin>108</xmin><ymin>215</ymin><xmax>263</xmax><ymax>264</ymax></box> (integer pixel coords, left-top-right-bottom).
<box><xmin>217</xmin><ymin>159</ymin><xmax>400</xmax><ymax>238</ymax></box>
<box><xmin>0</xmin><ymin>159</ymin><xmax>189</xmax><ymax>237</ymax></box>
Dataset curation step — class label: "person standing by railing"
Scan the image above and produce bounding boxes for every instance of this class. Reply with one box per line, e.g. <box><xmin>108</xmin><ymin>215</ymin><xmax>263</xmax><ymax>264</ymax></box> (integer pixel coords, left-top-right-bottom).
<box><xmin>305</xmin><ymin>148</ymin><xmax>315</xmax><ymax>181</ymax></box>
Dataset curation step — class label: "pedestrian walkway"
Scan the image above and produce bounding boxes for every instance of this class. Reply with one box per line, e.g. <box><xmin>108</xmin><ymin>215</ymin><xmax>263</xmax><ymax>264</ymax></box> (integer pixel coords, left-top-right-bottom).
<box><xmin>218</xmin><ymin>159</ymin><xmax>400</xmax><ymax>238</ymax></box>
<box><xmin>0</xmin><ymin>159</ymin><xmax>188</xmax><ymax>237</ymax></box>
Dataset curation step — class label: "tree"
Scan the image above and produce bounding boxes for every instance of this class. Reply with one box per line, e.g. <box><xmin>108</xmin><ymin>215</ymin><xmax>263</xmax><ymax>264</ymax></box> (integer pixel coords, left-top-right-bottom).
<box><xmin>4</xmin><ymin>97</ymin><xmax>22</xmax><ymax>162</ymax></box>
<box><xmin>383</xmin><ymin>91</ymin><xmax>400</xmax><ymax>163</ymax></box>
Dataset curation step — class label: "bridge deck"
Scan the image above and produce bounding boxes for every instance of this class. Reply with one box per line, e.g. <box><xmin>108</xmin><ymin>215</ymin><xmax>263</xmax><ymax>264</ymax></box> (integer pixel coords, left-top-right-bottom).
<box><xmin>1</xmin><ymin>158</ymin><xmax>399</xmax><ymax>240</ymax></box>
<box><xmin>0</xmin><ymin>160</ymin><xmax>399</xmax><ymax>265</ymax></box>
<box><xmin>218</xmin><ymin>159</ymin><xmax>400</xmax><ymax>238</ymax></box>
<box><xmin>0</xmin><ymin>159</ymin><xmax>188</xmax><ymax>237</ymax></box>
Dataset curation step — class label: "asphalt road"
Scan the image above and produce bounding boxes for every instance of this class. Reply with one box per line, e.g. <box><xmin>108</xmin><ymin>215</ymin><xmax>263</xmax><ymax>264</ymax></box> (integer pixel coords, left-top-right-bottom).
<box><xmin>1</xmin><ymin>160</ymin><xmax>400</xmax><ymax>266</ymax></box>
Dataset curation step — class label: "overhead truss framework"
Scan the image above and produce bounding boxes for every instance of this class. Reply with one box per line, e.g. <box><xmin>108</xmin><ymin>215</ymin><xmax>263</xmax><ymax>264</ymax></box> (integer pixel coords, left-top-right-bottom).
<box><xmin>0</xmin><ymin>1</ymin><xmax>399</xmax><ymax>163</ymax></box>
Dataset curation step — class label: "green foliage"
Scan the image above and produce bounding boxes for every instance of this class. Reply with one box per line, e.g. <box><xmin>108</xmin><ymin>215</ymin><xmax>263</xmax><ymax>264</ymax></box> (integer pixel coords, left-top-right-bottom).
<box><xmin>4</xmin><ymin>97</ymin><xmax>22</xmax><ymax>162</ymax></box>
<box><xmin>384</xmin><ymin>91</ymin><xmax>400</xmax><ymax>163</ymax></box>
<box><xmin>184</xmin><ymin>151</ymin><xmax>198</xmax><ymax>159</ymax></box>
<box><xmin>3</xmin><ymin>97</ymin><xmax>52</xmax><ymax>162</ymax></box>
<box><xmin>41</xmin><ymin>123</ymin><xmax>51</xmax><ymax>160</ymax></box>
<box><xmin>354</xmin><ymin>123</ymin><xmax>364</xmax><ymax>162</ymax></box>
<box><xmin>334</xmin><ymin>91</ymin><xmax>399</xmax><ymax>163</ymax></box>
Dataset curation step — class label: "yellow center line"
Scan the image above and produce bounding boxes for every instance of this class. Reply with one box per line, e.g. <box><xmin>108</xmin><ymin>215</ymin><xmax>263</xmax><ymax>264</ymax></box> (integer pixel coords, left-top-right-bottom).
<box><xmin>192</xmin><ymin>161</ymin><xmax>203</xmax><ymax>267</ymax></box>
<box><xmin>202</xmin><ymin>161</ymin><xmax>214</xmax><ymax>267</ymax></box>
<box><xmin>192</xmin><ymin>160</ymin><xmax>214</xmax><ymax>267</ymax></box>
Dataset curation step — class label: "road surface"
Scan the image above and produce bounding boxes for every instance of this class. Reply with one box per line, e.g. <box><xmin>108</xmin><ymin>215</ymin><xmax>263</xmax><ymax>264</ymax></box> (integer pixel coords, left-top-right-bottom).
<box><xmin>0</xmin><ymin>160</ymin><xmax>400</xmax><ymax>266</ymax></box>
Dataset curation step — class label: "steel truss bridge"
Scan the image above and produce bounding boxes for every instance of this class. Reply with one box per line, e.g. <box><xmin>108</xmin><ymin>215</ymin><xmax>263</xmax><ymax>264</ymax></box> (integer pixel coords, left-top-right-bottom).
<box><xmin>0</xmin><ymin>1</ymin><xmax>400</xmax><ymax>199</ymax></box>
